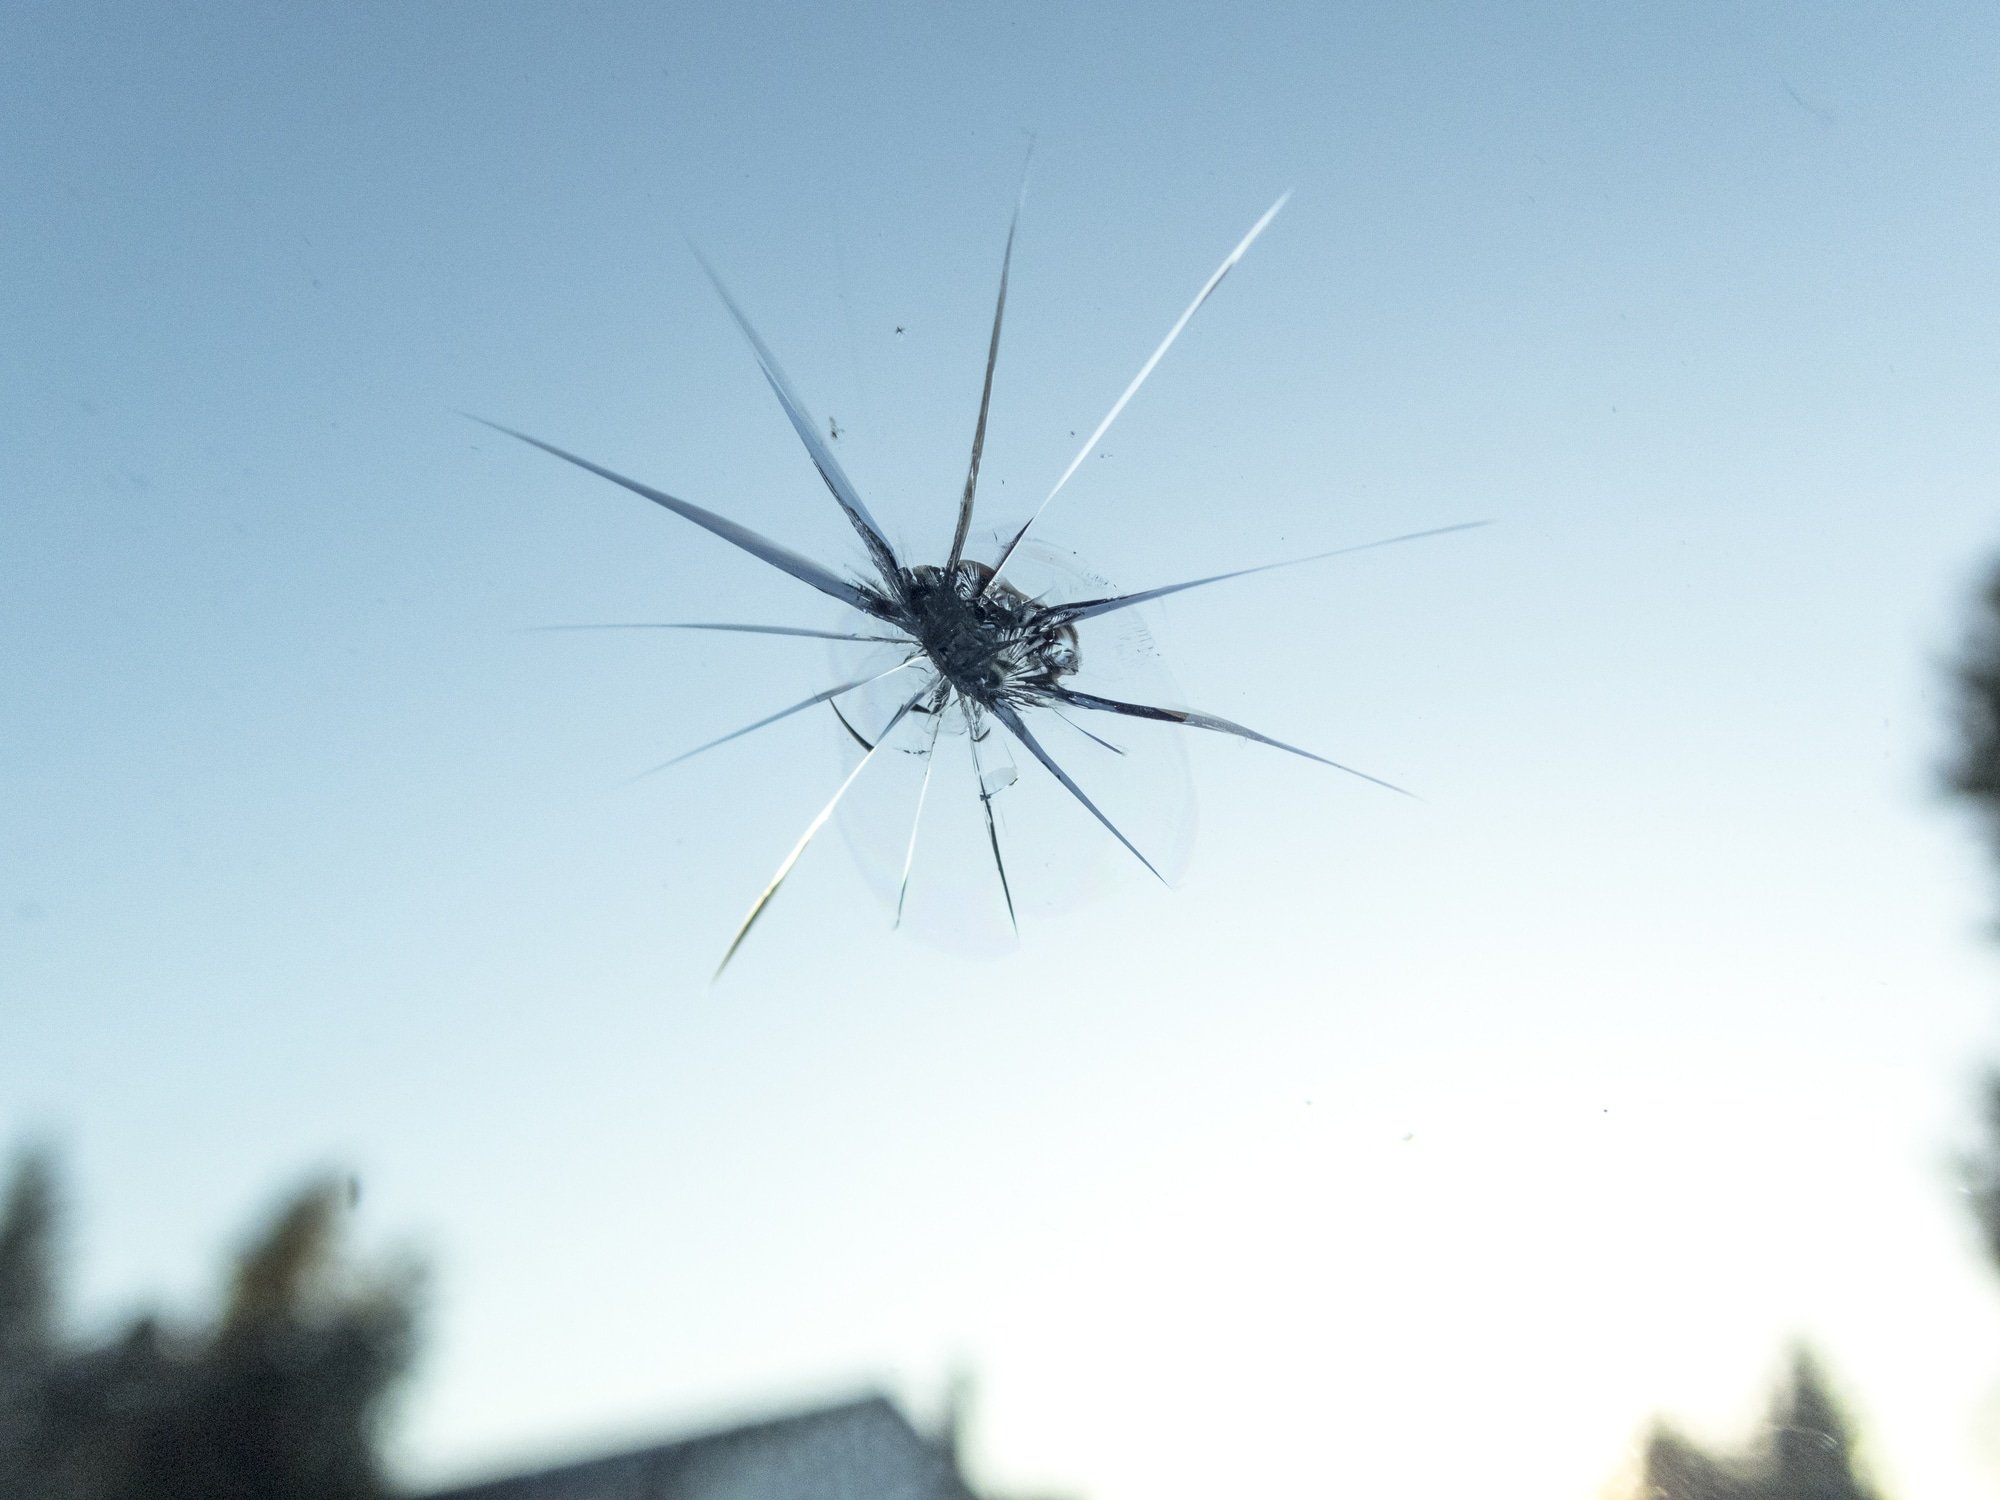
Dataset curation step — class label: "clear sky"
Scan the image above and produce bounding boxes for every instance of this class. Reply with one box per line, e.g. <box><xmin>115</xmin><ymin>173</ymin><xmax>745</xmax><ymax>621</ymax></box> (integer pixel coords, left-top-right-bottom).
<box><xmin>7</xmin><ymin>2</ymin><xmax>2000</xmax><ymax>1497</ymax></box>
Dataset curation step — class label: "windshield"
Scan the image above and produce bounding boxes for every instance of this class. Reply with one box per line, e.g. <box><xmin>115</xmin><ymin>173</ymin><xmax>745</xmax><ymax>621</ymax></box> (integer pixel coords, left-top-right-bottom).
<box><xmin>6</xmin><ymin>6</ymin><xmax>2000</xmax><ymax>1500</ymax></box>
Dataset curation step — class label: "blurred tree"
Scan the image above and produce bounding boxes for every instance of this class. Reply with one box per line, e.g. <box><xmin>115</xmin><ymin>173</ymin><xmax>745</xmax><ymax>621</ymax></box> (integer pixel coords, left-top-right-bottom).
<box><xmin>1637</xmin><ymin>548</ymin><xmax>2000</xmax><ymax>1497</ymax></box>
<box><xmin>0</xmin><ymin>1149</ymin><xmax>57</xmax><ymax>1362</ymax></box>
<box><xmin>1633</xmin><ymin>549</ymin><xmax>2000</xmax><ymax>1497</ymax></box>
<box><xmin>1965</xmin><ymin>1081</ymin><xmax>2000</xmax><ymax>1281</ymax></box>
<box><xmin>119</xmin><ymin>1175</ymin><xmax>419</xmax><ymax>1500</ymax></box>
<box><xmin>1947</xmin><ymin>560</ymin><xmax>2000</xmax><ymax>861</ymax></box>
<box><xmin>0</xmin><ymin>1150</ymin><xmax>61</xmax><ymax>1495</ymax></box>
<box><xmin>1618</xmin><ymin>551</ymin><xmax>2000</xmax><ymax>1500</ymax></box>
<box><xmin>1641</xmin><ymin>1348</ymin><xmax>1879</xmax><ymax>1500</ymax></box>
<box><xmin>1950</xmin><ymin>558</ymin><xmax>2000</xmax><ymax>1273</ymax></box>
<box><xmin>0</xmin><ymin>1152</ymin><xmax>418</xmax><ymax>1500</ymax></box>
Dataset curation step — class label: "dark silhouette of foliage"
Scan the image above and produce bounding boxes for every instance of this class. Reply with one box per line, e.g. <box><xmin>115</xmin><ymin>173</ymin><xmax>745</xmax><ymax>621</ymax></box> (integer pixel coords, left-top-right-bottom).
<box><xmin>0</xmin><ymin>1149</ymin><xmax>61</xmax><ymax>1496</ymax></box>
<box><xmin>0</xmin><ymin>1150</ymin><xmax>418</xmax><ymax>1500</ymax></box>
<box><xmin>0</xmin><ymin>1148</ymin><xmax>57</xmax><ymax>1363</ymax></box>
<box><xmin>1949</xmin><ymin>558</ymin><xmax>2000</xmax><ymax>1276</ymax></box>
<box><xmin>1965</xmin><ymin>1078</ymin><xmax>2000</xmax><ymax>1282</ymax></box>
<box><xmin>1649</xmin><ymin>543</ymin><xmax>2000</xmax><ymax>1500</ymax></box>
<box><xmin>1641</xmin><ymin>1348</ymin><xmax>1879</xmax><ymax>1500</ymax></box>
<box><xmin>1947</xmin><ymin>559</ymin><xmax>2000</xmax><ymax>858</ymax></box>
<box><xmin>1613</xmin><ymin>552</ymin><xmax>2000</xmax><ymax>1500</ymax></box>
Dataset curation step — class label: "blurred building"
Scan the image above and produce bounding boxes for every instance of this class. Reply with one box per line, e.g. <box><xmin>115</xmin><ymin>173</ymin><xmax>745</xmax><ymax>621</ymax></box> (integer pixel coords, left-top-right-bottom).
<box><xmin>414</xmin><ymin>1392</ymin><xmax>982</xmax><ymax>1500</ymax></box>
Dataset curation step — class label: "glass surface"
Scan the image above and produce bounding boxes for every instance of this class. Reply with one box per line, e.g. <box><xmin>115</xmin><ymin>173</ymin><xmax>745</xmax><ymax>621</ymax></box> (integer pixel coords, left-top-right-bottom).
<box><xmin>6</xmin><ymin>6</ymin><xmax>2000</xmax><ymax>1500</ymax></box>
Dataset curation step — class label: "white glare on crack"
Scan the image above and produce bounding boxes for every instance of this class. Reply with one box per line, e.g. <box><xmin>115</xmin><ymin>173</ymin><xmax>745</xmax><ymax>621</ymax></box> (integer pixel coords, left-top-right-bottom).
<box><xmin>477</xmin><ymin>176</ymin><xmax>1487</xmax><ymax>976</ymax></box>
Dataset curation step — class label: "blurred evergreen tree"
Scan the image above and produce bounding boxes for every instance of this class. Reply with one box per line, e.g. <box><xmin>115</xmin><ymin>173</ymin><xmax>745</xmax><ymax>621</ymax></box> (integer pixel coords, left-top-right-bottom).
<box><xmin>1634</xmin><ymin>547</ymin><xmax>2000</xmax><ymax>1496</ymax></box>
<box><xmin>0</xmin><ymin>1149</ymin><xmax>61</xmax><ymax>1495</ymax></box>
<box><xmin>0</xmin><ymin>1151</ymin><xmax>418</xmax><ymax>1500</ymax></box>
<box><xmin>1947</xmin><ymin>560</ymin><xmax>2000</xmax><ymax>861</ymax></box>
<box><xmin>1621</xmin><ymin>554</ymin><xmax>2000</xmax><ymax>1500</ymax></box>
<box><xmin>0</xmin><ymin>1149</ymin><xmax>57</xmax><ymax>1364</ymax></box>
<box><xmin>1638</xmin><ymin>547</ymin><xmax>2000</xmax><ymax>1496</ymax></box>
<box><xmin>1641</xmin><ymin>1348</ymin><xmax>1878</xmax><ymax>1500</ymax></box>
<box><xmin>1950</xmin><ymin>557</ymin><xmax>2000</xmax><ymax>1272</ymax></box>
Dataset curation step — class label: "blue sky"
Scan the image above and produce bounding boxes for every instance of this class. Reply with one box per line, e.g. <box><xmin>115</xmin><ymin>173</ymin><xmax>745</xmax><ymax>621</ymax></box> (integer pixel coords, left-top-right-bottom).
<box><xmin>7</xmin><ymin>2</ymin><xmax>2000</xmax><ymax>1496</ymax></box>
